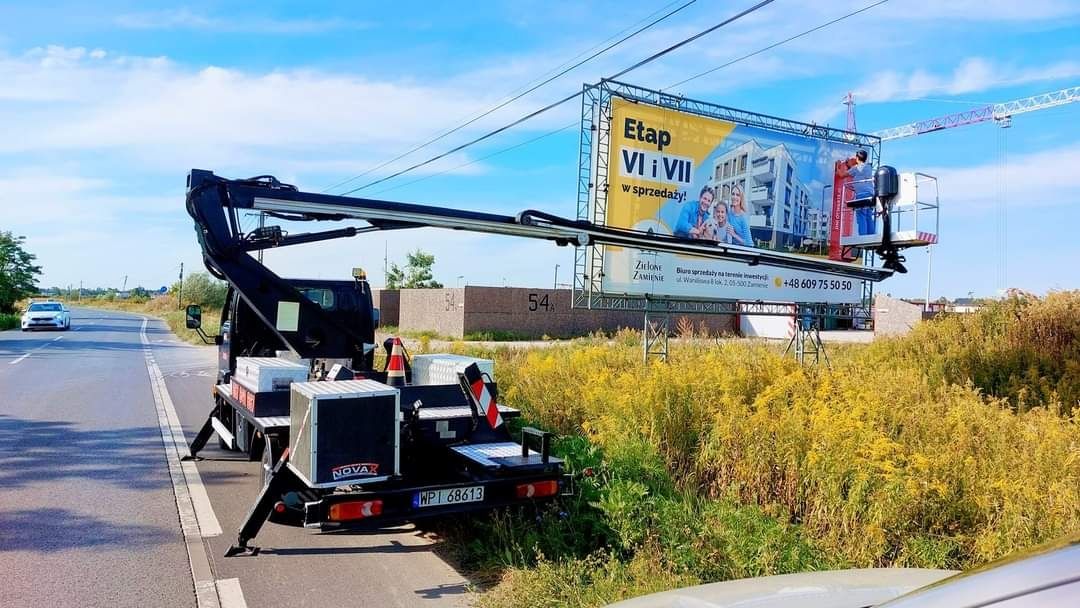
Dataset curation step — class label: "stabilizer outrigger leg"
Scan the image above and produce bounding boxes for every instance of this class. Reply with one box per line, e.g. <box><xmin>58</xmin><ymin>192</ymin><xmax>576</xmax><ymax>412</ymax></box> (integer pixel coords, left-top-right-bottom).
<box><xmin>225</xmin><ymin>450</ymin><xmax>302</xmax><ymax>557</ymax></box>
<box><xmin>182</xmin><ymin>402</ymin><xmax>221</xmax><ymax>461</ymax></box>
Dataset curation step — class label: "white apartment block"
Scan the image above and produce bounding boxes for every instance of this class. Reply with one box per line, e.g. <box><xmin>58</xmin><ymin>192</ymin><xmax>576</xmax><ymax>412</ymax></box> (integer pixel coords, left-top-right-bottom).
<box><xmin>708</xmin><ymin>140</ymin><xmax>813</xmax><ymax>250</ymax></box>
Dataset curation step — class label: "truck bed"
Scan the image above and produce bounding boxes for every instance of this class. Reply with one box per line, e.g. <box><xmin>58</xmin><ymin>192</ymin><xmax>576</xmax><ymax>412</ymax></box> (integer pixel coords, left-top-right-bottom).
<box><xmin>215</xmin><ymin>382</ymin><xmax>522</xmax><ymax>432</ymax></box>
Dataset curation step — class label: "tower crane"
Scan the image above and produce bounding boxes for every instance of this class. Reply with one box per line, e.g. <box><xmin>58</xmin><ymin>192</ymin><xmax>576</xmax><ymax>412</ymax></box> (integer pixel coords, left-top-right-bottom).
<box><xmin>871</xmin><ymin>85</ymin><xmax>1079</xmax><ymax>141</ymax></box>
<box><xmin>864</xmin><ymin>84</ymin><xmax>1078</xmax><ymax>300</ymax></box>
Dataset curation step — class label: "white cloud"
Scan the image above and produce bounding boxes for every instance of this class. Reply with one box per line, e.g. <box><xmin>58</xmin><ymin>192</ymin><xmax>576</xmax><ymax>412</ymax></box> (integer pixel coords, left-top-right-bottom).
<box><xmin>0</xmin><ymin>167</ymin><xmax>194</xmax><ymax>289</ymax></box>
<box><xmin>113</xmin><ymin>9</ymin><xmax>369</xmax><ymax>34</ymax></box>
<box><xmin>801</xmin><ymin>57</ymin><xmax>1080</xmax><ymax>124</ymax></box>
<box><xmin>0</xmin><ymin>46</ymin><xmax>528</xmax><ymax>177</ymax></box>
<box><xmin>0</xmin><ymin>169</ymin><xmax>177</xmax><ymax>227</ymax></box>
<box><xmin>923</xmin><ymin>143</ymin><xmax>1080</xmax><ymax>213</ymax></box>
<box><xmin>853</xmin><ymin>58</ymin><xmax>1080</xmax><ymax>104</ymax></box>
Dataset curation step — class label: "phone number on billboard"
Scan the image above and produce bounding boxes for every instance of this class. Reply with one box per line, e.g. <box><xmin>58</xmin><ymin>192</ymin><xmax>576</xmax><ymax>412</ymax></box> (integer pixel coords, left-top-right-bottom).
<box><xmin>782</xmin><ymin>278</ymin><xmax>855</xmax><ymax>290</ymax></box>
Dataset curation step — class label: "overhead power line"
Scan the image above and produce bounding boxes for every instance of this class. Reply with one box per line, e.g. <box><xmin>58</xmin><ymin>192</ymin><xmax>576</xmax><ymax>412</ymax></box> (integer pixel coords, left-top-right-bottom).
<box><xmin>370</xmin><ymin>122</ymin><xmax>579</xmax><ymax>197</ymax></box>
<box><xmin>666</xmin><ymin>0</ymin><xmax>889</xmax><ymax>89</ymax></box>
<box><xmin>323</xmin><ymin>0</ymin><xmax>697</xmax><ymax>194</ymax></box>
<box><xmin>341</xmin><ymin>0</ymin><xmax>777</xmax><ymax>195</ymax></box>
<box><xmin>371</xmin><ymin>0</ymin><xmax>893</xmax><ymax>196</ymax></box>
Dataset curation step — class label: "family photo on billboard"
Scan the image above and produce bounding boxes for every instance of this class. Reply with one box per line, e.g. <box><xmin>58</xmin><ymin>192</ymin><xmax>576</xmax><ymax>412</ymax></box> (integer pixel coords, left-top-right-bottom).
<box><xmin>625</xmin><ymin>109</ymin><xmax>873</xmax><ymax>260</ymax></box>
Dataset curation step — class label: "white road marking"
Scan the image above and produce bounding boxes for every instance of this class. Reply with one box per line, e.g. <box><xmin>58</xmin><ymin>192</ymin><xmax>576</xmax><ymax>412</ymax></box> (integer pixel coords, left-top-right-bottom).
<box><xmin>8</xmin><ymin>335</ymin><xmax>63</xmax><ymax>364</ymax></box>
<box><xmin>141</xmin><ymin>320</ymin><xmax>221</xmax><ymax>538</ymax></box>
<box><xmin>140</xmin><ymin>316</ymin><xmax>233</xmax><ymax>608</ymax></box>
<box><xmin>215</xmin><ymin>578</ymin><xmax>248</xmax><ymax>608</ymax></box>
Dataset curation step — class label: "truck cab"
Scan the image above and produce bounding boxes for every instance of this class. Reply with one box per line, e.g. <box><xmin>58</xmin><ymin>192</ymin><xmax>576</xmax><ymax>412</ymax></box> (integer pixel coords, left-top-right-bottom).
<box><xmin>217</xmin><ymin>278</ymin><xmax>378</xmax><ymax>385</ymax></box>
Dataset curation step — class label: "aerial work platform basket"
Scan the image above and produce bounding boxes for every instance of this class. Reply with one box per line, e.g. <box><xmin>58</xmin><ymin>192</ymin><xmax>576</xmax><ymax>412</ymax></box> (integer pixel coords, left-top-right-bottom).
<box><xmin>840</xmin><ymin>172</ymin><xmax>939</xmax><ymax>250</ymax></box>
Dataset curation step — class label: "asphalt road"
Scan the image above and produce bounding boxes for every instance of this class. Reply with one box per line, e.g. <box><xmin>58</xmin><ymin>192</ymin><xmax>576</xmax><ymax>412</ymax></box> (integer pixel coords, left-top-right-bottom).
<box><xmin>0</xmin><ymin>307</ymin><xmax>471</xmax><ymax>608</ymax></box>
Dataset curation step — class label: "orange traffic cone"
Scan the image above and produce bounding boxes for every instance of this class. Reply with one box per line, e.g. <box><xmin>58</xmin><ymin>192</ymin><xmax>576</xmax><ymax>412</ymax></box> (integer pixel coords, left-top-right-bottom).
<box><xmin>386</xmin><ymin>337</ymin><xmax>407</xmax><ymax>387</ymax></box>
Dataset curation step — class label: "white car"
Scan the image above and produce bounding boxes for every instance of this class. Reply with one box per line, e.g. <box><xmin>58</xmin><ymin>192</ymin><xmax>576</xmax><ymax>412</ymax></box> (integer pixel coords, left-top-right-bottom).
<box><xmin>21</xmin><ymin>302</ymin><xmax>71</xmax><ymax>331</ymax></box>
<box><xmin>608</xmin><ymin>532</ymin><xmax>1080</xmax><ymax>608</ymax></box>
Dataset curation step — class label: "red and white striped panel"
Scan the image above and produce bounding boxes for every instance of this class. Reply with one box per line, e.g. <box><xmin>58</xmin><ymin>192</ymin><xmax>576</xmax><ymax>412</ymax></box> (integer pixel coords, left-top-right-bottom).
<box><xmin>469</xmin><ymin>377</ymin><xmax>503</xmax><ymax>429</ymax></box>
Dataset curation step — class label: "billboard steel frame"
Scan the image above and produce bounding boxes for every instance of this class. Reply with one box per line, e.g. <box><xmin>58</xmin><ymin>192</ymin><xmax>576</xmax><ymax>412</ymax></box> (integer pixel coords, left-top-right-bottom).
<box><xmin>572</xmin><ymin>79</ymin><xmax>882</xmax><ymax>322</ymax></box>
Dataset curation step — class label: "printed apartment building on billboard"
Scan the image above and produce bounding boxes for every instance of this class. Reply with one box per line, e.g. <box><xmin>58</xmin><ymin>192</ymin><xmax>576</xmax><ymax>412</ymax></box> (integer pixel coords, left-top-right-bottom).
<box><xmin>601</xmin><ymin>96</ymin><xmax>870</xmax><ymax>303</ymax></box>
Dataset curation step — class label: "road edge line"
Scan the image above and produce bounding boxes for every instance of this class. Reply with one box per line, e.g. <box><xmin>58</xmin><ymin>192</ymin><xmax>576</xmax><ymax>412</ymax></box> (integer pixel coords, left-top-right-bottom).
<box><xmin>215</xmin><ymin>578</ymin><xmax>248</xmax><ymax>608</ymax></box>
<box><xmin>140</xmin><ymin>316</ymin><xmax>229</xmax><ymax>608</ymax></box>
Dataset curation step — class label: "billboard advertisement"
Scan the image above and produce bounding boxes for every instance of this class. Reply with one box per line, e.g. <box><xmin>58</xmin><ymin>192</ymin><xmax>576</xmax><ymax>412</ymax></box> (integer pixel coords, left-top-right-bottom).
<box><xmin>599</xmin><ymin>96</ymin><xmax>873</xmax><ymax>303</ymax></box>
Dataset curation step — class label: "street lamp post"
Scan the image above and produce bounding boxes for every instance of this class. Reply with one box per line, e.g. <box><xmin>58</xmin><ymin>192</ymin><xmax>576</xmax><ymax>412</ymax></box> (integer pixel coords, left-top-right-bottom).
<box><xmin>924</xmin><ymin>246</ymin><xmax>932</xmax><ymax>312</ymax></box>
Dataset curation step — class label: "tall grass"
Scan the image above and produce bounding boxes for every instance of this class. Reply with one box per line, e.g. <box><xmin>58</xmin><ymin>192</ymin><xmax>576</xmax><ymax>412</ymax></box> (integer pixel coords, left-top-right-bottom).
<box><xmin>465</xmin><ymin>292</ymin><xmax>1080</xmax><ymax>606</ymax></box>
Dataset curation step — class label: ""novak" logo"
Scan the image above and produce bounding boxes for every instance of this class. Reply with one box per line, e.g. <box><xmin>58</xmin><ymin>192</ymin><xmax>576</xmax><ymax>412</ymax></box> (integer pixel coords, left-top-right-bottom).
<box><xmin>331</xmin><ymin>462</ymin><xmax>380</xmax><ymax>480</ymax></box>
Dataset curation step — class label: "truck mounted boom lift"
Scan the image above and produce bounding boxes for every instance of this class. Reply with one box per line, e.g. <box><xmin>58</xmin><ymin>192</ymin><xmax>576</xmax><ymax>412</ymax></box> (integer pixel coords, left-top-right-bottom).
<box><xmin>187</xmin><ymin>170</ymin><xmax>893</xmax><ymax>292</ymax></box>
<box><xmin>184</xmin><ymin>168</ymin><xmax>901</xmax><ymax>556</ymax></box>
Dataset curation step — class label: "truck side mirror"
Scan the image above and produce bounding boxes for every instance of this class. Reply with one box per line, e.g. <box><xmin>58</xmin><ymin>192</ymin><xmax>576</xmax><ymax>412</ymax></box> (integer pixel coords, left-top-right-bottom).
<box><xmin>185</xmin><ymin>304</ymin><xmax>202</xmax><ymax>329</ymax></box>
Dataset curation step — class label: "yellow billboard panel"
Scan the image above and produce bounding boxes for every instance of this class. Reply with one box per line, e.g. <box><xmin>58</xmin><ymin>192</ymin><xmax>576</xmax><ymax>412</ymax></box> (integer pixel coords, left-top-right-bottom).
<box><xmin>599</xmin><ymin>96</ymin><xmax>868</xmax><ymax>303</ymax></box>
<box><xmin>607</xmin><ymin>98</ymin><xmax>736</xmax><ymax>231</ymax></box>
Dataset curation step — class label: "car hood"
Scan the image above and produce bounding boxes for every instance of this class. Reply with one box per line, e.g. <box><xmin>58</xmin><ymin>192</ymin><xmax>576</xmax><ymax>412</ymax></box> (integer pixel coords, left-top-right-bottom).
<box><xmin>606</xmin><ymin>569</ymin><xmax>957</xmax><ymax>608</ymax></box>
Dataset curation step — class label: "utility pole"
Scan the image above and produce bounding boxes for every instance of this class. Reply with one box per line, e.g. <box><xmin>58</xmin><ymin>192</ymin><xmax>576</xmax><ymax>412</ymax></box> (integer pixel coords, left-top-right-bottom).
<box><xmin>553</xmin><ymin>264</ymin><xmax>559</xmax><ymax>290</ymax></box>
<box><xmin>178</xmin><ymin>262</ymin><xmax>184</xmax><ymax>309</ymax></box>
<box><xmin>78</xmin><ymin>280</ymin><xmax>82</xmax><ymax>302</ymax></box>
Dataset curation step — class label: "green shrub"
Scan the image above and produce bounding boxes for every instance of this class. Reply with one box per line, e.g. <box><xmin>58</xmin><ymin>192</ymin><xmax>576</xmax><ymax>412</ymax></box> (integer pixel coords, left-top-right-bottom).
<box><xmin>0</xmin><ymin>313</ymin><xmax>18</xmax><ymax>330</ymax></box>
<box><xmin>865</xmin><ymin>292</ymin><xmax>1080</xmax><ymax>412</ymax></box>
<box><xmin>171</xmin><ymin>272</ymin><xmax>228</xmax><ymax>309</ymax></box>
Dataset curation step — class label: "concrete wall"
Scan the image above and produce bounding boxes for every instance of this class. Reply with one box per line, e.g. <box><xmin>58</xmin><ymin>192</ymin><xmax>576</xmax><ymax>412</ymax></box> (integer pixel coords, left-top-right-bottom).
<box><xmin>874</xmin><ymin>294</ymin><xmax>936</xmax><ymax>336</ymax></box>
<box><xmin>393</xmin><ymin>286</ymin><xmax>734</xmax><ymax>339</ymax></box>
<box><xmin>461</xmin><ymin>287</ymin><xmax>638</xmax><ymax>338</ymax></box>
<box><xmin>372</xmin><ymin>289</ymin><xmax>399</xmax><ymax>327</ymax></box>
<box><xmin>398</xmin><ymin>288</ymin><xmax>466</xmax><ymax>338</ymax></box>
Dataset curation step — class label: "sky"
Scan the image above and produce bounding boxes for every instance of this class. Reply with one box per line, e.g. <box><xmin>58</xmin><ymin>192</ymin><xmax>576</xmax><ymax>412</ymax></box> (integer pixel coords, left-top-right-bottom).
<box><xmin>2</xmin><ymin>0</ymin><xmax>1078</xmax><ymax>300</ymax></box>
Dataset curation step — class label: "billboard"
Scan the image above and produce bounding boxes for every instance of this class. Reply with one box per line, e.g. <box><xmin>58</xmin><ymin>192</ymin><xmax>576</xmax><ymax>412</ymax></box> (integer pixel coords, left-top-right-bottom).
<box><xmin>597</xmin><ymin>95</ymin><xmax>874</xmax><ymax>303</ymax></box>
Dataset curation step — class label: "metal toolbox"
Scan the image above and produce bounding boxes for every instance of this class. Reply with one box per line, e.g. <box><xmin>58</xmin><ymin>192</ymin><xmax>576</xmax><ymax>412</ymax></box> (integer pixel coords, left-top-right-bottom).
<box><xmin>234</xmin><ymin>357</ymin><xmax>309</xmax><ymax>393</ymax></box>
<box><xmin>288</xmin><ymin>380</ymin><xmax>400</xmax><ymax>488</ymax></box>
<box><xmin>229</xmin><ymin>376</ymin><xmax>290</xmax><ymax>417</ymax></box>
<box><xmin>410</xmin><ymin>354</ymin><xmax>494</xmax><ymax>386</ymax></box>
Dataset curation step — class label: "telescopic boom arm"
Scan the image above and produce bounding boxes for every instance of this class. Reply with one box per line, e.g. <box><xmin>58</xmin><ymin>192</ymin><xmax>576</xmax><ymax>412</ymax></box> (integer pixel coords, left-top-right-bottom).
<box><xmin>186</xmin><ymin>170</ymin><xmax>891</xmax><ymax>358</ymax></box>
